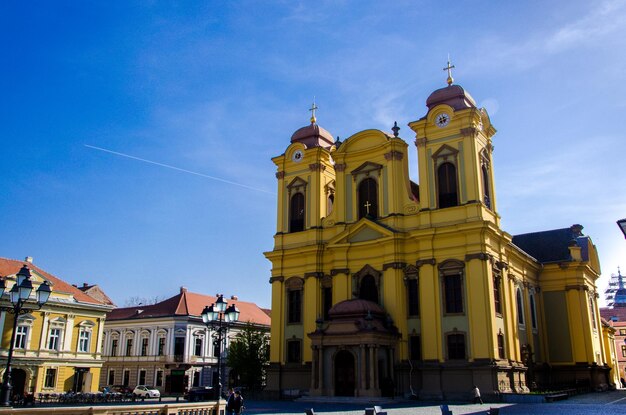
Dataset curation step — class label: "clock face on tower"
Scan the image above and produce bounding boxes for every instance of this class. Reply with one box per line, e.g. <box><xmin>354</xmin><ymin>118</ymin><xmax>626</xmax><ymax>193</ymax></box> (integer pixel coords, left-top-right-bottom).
<box><xmin>435</xmin><ymin>112</ymin><xmax>451</xmax><ymax>128</ymax></box>
<box><xmin>292</xmin><ymin>150</ymin><xmax>304</xmax><ymax>162</ymax></box>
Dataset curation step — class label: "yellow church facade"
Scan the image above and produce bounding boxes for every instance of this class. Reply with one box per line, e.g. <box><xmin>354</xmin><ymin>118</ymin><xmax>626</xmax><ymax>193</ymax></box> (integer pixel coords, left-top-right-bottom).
<box><xmin>264</xmin><ymin>72</ymin><xmax>610</xmax><ymax>400</ymax></box>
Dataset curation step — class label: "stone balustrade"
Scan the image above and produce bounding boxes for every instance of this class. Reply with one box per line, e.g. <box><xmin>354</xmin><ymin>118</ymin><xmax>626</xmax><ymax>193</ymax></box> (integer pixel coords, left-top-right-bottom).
<box><xmin>0</xmin><ymin>400</ymin><xmax>225</xmax><ymax>415</ymax></box>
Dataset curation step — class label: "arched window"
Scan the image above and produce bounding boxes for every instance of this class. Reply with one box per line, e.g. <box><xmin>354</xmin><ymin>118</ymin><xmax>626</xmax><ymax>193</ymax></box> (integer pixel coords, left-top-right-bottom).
<box><xmin>497</xmin><ymin>332</ymin><xmax>505</xmax><ymax>359</ymax></box>
<box><xmin>405</xmin><ymin>265</ymin><xmax>420</xmax><ymax>317</ymax></box>
<box><xmin>358</xmin><ymin>178</ymin><xmax>378</xmax><ymax>219</ymax></box>
<box><xmin>493</xmin><ymin>275</ymin><xmax>502</xmax><ymax>315</ymax></box>
<box><xmin>589</xmin><ymin>296</ymin><xmax>597</xmax><ymax>330</ymax></box>
<box><xmin>439</xmin><ymin>260</ymin><xmax>465</xmax><ymax>314</ymax></box>
<box><xmin>444</xmin><ymin>274</ymin><xmax>463</xmax><ymax>313</ymax></box>
<box><xmin>286</xmin><ymin>277</ymin><xmax>304</xmax><ymax>324</ymax></box>
<box><xmin>359</xmin><ymin>275</ymin><xmax>378</xmax><ymax>303</ymax></box>
<box><xmin>529</xmin><ymin>293</ymin><xmax>537</xmax><ymax>330</ymax></box>
<box><xmin>325</xmin><ymin>181</ymin><xmax>335</xmax><ymax>216</ymax></box>
<box><xmin>289</xmin><ymin>192</ymin><xmax>305</xmax><ymax>232</ymax></box>
<box><xmin>482</xmin><ymin>164</ymin><xmax>491</xmax><ymax>209</ymax></box>
<box><xmin>327</xmin><ymin>193</ymin><xmax>334</xmax><ymax>216</ymax></box>
<box><xmin>437</xmin><ymin>162</ymin><xmax>458</xmax><ymax>208</ymax></box>
<box><xmin>516</xmin><ymin>288</ymin><xmax>525</xmax><ymax>326</ymax></box>
<box><xmin>446</xmin><ymin>333</ymin><xmax>466</xmax><ymax>360</ymax></box>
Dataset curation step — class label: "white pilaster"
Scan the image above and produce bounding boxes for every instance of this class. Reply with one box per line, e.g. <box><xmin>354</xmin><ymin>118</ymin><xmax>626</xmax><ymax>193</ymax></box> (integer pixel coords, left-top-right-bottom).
<box><xmin>95</xmin><ymin>318</ymin><xmax>105</xmax><ymax>355</ymax></box>
<box><xmin>63</xmin><ymin>314</ymin><xmax>75</xmax><ymax>352</ymax></box>
<box><xmin>39</xmin><ymin>312</ymin><xmax>50</xmax><ymax>350</ymax></box>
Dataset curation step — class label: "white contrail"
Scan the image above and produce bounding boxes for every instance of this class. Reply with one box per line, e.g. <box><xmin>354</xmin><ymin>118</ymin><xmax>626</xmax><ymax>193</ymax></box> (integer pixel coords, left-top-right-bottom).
<box><xmin>84</xmin><ymin>144</ymin><xmax>275</xmax><ymax>195</ymax></box>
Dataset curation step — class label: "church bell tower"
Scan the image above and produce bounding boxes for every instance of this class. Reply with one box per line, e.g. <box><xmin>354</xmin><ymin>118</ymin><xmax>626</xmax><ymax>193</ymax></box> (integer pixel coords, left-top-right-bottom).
<box><xmin>409</xmin><ymin>60</ymin><xmax>498</xmax><ymax>225</ymax></box>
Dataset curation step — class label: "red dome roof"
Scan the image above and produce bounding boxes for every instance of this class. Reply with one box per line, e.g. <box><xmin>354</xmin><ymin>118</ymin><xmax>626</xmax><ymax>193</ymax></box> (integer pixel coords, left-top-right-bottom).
<box><xmin>328</xmin><ymin>299</ymin><xmax>386</xmax><ymax>319</ymax></box>
<box><xmin>290</xmin><ymin>123</ymin><xmax>334</xmax><ymax>149</ymax></box>
<box><xmin>426</xmin><ymin>84</ymin><xmax>476</xmax><ymax>111</ymax></box>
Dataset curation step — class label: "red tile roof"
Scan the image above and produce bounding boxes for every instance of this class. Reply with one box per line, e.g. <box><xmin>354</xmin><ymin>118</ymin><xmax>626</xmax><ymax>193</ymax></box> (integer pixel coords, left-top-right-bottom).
<box><xmin>0</xmin><ymin>257</ymin><xmax>105</xmax><ymax>305</ymax></box>
<box><xmin>107</xmin><ymin>288</ymin><xmax>271</xmax><ymax>326</ymax></box>
<box><xmin>601</xmin><ymin>306</ymin><xmax>626</xmax><ymax>322</ymax></box>
<box><xmin>77</xmin><ymin>284</ymin><xmax>116</xmax><ymax>306</ymax></box>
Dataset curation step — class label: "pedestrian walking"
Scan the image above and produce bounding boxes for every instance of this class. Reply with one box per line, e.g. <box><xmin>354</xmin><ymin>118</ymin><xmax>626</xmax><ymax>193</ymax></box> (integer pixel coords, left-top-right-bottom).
<box><xmin>231</xmin><ymin>389</ymin><xmax>244</xmax><ymax>414</ymax></box>
<box><xmin>472</xmin><ymin>385</ymin><xmax>483</xmax><ymax>404</ymax></box>
<box><xmin>225</xmin><ymin>388</ymin><xmax>235</xmax><ymax>415</ymax></box>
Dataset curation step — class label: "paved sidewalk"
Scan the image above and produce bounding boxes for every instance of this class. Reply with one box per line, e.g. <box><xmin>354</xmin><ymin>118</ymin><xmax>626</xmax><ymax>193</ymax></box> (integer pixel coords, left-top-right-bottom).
<box><xmin>242</xmin><ymin>390</ymin><xmax>626</xmax><ymax>415</ymax></box>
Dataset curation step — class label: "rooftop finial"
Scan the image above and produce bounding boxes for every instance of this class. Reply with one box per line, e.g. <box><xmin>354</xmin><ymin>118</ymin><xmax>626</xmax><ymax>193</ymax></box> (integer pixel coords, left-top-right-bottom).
<box><xmin>443</xmin><ymin>55</ymin><xmax>455</xmax><ymax>86</ymax></box>
<box><xmin>392</xmin><ymin>121</ymin><xmax>400</xmax><ymax>137</ymax></box>
<box><xmin>309</xmin><ymin>98</ymin><xmax>318</xmax><ymax>124</ymax></box>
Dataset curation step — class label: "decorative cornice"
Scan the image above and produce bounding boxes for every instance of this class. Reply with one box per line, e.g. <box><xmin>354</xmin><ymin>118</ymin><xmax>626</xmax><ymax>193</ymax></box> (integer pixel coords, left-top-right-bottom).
<box><xmin>384</xmin><ymin>151</ymin><xmax>404</xmax><ymax>161</ymax></box>
<box><xmin>460</xmin><ymin>127</ymin><xmax>479</xmax><ymax>137</ymax></box>
<box><xmin>465</xmin><ymin>253</ymin><xmax>491</xmax><ymax>262</ymax></box>
<box><xmin>416</xmin><ymin>258</ymin><xmax>436</xmax><ymax>267</ymax></box>
<box><xmin>495</xmin><ymin>261</ymin><xmax>509</xmax><ymax>270</ymax></box>
<box><xmin>565</xmin><ymin>284</ymin><xmax>589</xmax><ymax>291</ymax></box>
<box><xmin>330</xmin><ymin>268</ymin><xmax>349</xmax><ymax>276</ymax></box>
<box><xmin>275</xmin><ymin>171</ymin><xmax>285</xmax><ymax>179</ymax></box>
<box><xmin>335</xmin><ymin>163</ymin><xmax>346</xmax><ymax>172</ymax></box>
<box><xmin>309</xmin><ymin>163</ymin><xmax>326</xmax><ymax>172</ymax></box>
<box><xmin>383</xmin><ymin>262</ymin><xmax>407</xmax><ymax>271</ymax></box>
<box><xmin>304</xmin><ymin>272</ymin><xmax>324</xmax><ymax>279</ymax></box>
<box><xmin>506</xmin><ymin>273</ymin><xmax>520</xmax><ymax>283</ymax></box>
<box><xmin>269</xmin><ymin>276</ymin><xmax>285</xmax><ymax>284</ymax></box>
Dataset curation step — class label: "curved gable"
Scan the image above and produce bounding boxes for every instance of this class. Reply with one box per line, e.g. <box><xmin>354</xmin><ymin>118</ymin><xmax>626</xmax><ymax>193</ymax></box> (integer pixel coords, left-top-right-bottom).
<box><xmin>337</xmin><ymin>129</ymin><xmax>390</xmax><ymax>153</ymax></box>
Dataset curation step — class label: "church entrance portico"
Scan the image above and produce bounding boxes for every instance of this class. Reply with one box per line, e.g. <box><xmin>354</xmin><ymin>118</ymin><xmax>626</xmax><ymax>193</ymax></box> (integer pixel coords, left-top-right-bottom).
<box><xmin>309</xmin><ymin>299</ymin><xmax>400</xmax><ymax>397</ymax></box>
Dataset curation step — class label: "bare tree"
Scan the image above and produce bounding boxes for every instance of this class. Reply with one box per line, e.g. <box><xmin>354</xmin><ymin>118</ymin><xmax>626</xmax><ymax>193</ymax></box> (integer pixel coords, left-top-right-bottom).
<box><xmin>124</xmin><ymin>295</ymin><xmax>163</xmax><ymax>307</ymax></box>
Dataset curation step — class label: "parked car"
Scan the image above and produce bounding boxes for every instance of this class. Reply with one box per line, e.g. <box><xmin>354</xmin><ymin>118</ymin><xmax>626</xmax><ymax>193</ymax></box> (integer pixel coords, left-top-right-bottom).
<box><xmin>132</xmin><ymin>385</ymin><xmax>161</xmax><ymax>398</ymax></box>
<box><xmin>110</xmin><ymin>385</ymin><xmax>133</xmax><ymax>394</ymax></box>
<box><xmin>184</xmin><ymin>386</ymin><xmax>215</xmax><ymax>401</ymax></box>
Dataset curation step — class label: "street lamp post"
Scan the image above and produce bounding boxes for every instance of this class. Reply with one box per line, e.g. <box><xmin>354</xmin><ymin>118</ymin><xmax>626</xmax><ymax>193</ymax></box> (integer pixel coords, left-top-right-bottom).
<box><xmin>201</xmin><ymin>294</ymin><xmax>240</xmax><ymax>400</ymax></box>
<box><xmin>0</xmin><ymin>265</ymin><xmax>52</xmax><ymax>407</ymax></box>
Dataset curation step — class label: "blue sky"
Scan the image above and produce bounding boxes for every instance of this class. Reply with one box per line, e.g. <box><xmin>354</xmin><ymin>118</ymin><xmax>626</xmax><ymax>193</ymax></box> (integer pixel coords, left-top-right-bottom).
<box><xmin>2</xmin><ymin>0</ymin><xmax>625</xmax><ymax>308</ymax></box>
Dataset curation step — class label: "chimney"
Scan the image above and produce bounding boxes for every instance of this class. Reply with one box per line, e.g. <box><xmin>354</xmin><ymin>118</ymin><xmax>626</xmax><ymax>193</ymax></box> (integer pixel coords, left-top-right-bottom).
<box><xmin>180</xmin><ymin>286</ymin><xmax>187</xmax><ymax>294</ymax></box>
<box><xmin>24</xmin><ymin>256</ymin><xmax>33</xmax><ymax>263</ymax></box>
<box><xmin>231</xmin><ymin>295</ymin><xmax>238</xmax><ymax>300</ymax></box>
<box><xmin>83</xmin><ymin>283</ymin><xmax>89</xmax><ymax>288</ymax></box>
<box><xmin>568</xmin><ymin>239</ymin><xmax>582</xmax><ymax>262</ymax></box>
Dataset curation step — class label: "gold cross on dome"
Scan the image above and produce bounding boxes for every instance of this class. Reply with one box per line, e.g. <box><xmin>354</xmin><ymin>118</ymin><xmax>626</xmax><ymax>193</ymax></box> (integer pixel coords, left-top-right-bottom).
<box><xmin>443</xmin><ymin>56</ymin><xmax>455</xmax><ymax>86</ymax></box>
<box><xmin>309</xmin><ymin>99</ymin><xmax>318</xmax><ymax>124</ymax></box>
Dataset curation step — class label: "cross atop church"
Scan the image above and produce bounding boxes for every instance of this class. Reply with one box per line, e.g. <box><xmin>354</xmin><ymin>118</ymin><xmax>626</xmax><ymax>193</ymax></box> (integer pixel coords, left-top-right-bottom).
<box><xmin>443</xmin><ymin>56</ymin><xmax>455</xmax><ymax>86</ymax></box>
<box><xmin>309</xmin><ymin>99</ymin><xmax>318</xmax><ymax>124</ymax></box>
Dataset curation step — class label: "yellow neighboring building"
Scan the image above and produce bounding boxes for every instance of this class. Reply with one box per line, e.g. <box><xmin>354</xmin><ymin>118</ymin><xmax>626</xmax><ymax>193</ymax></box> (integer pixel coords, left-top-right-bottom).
<box><xmin>264</xmin><ymin>73</ymin><xmax>610</xmax><ymax>400</ymax></box>
<box><xmin>0</xmin><ymin>257</ymin><xmax>113</xmax><ymax>397</ymax></box>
